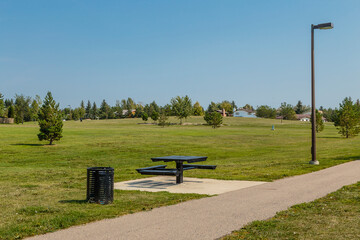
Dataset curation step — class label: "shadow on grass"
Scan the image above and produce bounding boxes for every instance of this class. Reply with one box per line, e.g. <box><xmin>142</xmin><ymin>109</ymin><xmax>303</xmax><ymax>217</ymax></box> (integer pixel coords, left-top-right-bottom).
<box><xmin>59</xmin><ymin>200</ymin><xmax>88</xmax><ymax>204</ymax></box>
<box><xmin>317</xmin><ymin>136</ymin><xmax>340</xmax><ymax>139</ymax></box>
<box><xmin>11</xmin><ymin>143</ymin><xmax>45</xmax><ymax>146</ymax></box>
<box><xmin>333</xmin><ymin>156</ymin><xmax>360</xmax><ymax>161</ymax></box>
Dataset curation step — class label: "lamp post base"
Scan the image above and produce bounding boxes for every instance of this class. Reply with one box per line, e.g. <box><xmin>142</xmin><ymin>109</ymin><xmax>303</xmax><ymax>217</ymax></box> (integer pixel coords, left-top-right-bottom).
<box><xmin>309</xmin><ymin>160</ymin><xmax>319</xmax><ymax>165</ymax></box>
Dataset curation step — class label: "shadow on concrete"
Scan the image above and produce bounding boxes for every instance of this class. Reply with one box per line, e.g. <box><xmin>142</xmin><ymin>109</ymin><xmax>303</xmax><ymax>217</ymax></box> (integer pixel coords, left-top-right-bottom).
<box><xmin>126</xmin><ymin>179</ymin><xmax>204</xmax><ymax>189</ymax></box>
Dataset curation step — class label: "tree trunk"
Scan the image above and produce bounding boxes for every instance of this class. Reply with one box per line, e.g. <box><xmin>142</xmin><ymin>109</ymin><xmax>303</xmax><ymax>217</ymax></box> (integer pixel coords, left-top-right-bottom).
<box><xmin>49</xmin><ymin>139</ymin><xmax>53</xmax><ymax>145</ymax></box>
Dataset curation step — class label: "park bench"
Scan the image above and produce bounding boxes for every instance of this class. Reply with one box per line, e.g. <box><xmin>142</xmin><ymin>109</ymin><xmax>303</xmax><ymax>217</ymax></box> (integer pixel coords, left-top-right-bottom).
<box><xmin>136</xmin><ymin>156</ymin><xmax>217</xmax><ymax>184</ymax></box>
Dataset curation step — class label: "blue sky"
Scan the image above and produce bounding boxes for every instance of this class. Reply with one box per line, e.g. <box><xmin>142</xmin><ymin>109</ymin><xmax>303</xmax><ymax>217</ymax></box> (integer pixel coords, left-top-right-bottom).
<box><xmin>1</xmin><ymin>0</ymin><xmax>360</xmax><ymax>109</ymax></box>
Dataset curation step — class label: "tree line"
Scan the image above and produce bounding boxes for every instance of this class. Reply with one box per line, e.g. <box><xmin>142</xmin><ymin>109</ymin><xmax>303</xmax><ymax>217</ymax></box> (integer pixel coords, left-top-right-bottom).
<box><xmin>1</xmin><ymin>92</ymin><xmax>360</xmax><ymax>138</ymax></box>
<box><xmin>0</xmin><ymin>93</ymin><xmax>238</xmax><ymax>124</ymax></box>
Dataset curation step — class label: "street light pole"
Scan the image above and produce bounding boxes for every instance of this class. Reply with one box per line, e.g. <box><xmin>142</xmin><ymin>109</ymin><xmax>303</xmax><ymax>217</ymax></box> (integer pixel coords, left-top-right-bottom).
<box><xmin>309</xmin><ymin>22</ymin><xmax>333</xmax><ymax>165</ymax></box>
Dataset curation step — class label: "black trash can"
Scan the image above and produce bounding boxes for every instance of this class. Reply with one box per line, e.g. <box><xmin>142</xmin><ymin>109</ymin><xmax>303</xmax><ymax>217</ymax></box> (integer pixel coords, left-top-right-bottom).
<box><xmin>87</xmin><ymin>167</ymin><xmax>114</xmax><ymax>204</ymax></box>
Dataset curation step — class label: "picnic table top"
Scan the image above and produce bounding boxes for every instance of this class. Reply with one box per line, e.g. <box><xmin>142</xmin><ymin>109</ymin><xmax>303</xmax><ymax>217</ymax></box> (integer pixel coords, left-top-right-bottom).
<box><xmin>151</xmin><ymin>155</ymin><xmax>208</xmax><ymax>163</ymax></box>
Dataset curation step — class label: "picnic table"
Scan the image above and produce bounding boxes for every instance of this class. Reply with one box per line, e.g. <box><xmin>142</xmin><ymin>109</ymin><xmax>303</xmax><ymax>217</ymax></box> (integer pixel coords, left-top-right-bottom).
<box><xmin>136</xmin><ymin>155</ymin><xmax>216</xmax><ymax>184</ymax></box>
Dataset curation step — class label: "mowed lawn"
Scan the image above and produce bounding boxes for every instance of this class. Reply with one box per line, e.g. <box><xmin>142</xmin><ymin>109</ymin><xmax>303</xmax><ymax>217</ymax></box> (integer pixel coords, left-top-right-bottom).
<box><xmin>0</xmin><ymin>117</ymin><xmax>359</xmax><ymax>239</ymax></box>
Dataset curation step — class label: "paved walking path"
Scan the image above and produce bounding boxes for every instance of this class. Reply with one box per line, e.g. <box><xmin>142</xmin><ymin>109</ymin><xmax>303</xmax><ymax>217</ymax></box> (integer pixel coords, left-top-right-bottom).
<box><xmin>28</xmin><ymin>160</ymin><xmax>360</xmax><ymax>240</ymax></box>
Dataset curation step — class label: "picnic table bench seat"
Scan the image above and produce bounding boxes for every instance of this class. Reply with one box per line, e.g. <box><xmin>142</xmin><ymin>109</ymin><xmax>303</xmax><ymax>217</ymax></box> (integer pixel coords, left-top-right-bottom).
<box><xmin>136</xmin><ymin>156</ymin><xmax>217</xmax><ymax>184</ymax></box>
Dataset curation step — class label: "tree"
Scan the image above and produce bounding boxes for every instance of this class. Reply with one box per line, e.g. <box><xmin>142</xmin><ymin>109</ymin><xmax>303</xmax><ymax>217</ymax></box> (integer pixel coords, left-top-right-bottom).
<box><xmin>7</xmin><ymin>105</ymin><xmax>15</xmax><ymax>118</ymax></box>
<box><xmin>322</xmin><ymin>107</ymin><xmax>337</xmax><ymax>122</ymax></box>
<box><xmin>279</xmin><ymin>102</ymin><xmax>296</xmax><ymax>120</ymax></box>
<box><xmin>193</xmin><ymin>101</ymin><xmax>204</xmax><ymax>116</ymax></box>
<box><xmin>294</xmin><ymin>100</ymin><xmax>307</xmax><ymax>114</ymax></box>
<box><xmin>142</xmin><ymin>112</ymin><xmax>148</xmax><ymax>122</ymax></box>
<box><xmin>334</xmin><ymin>97</ymin><xmax>360</xmax><ymax>138</ymax></box>
<box><xmin>207</xmin><ymin>102</ymin><xmax>219</xmax><ymax>112</ymax></box>
<box><xmin>91</xmin><ymin>102</ymin><xmax>98</xmax><ymax>119</ymax></box>
<box><xmin>85</xmin><ymin>100</ymin><xmax>92</xmax><ymax>119</ymax></box>
<box><xmin>14</xmin><ymin>94</ymin><xmax>31</xmax><ymax>124</ymax></box>
<box><xmin>256</xmin><ymin>105</ymin><xmax>277</xmax><ymax>119</ymax></box>
<box><xmin>220</xmin><ymin>101</ymin><xmax>233</xmax><ymax>114</ymax></box>
<box><xmin>37</xmin><ymin>92</ymin><xmax>63</xmax><ymax>145</ymax></box>
<box><xmin>151</xmin><ymin>111</ymin><xmax>159</xmax><ymax>122</ymax></box>
<box><xmin>231</xmin><ymin>100</ymin><xmax>237</xmax><ymax>111</ymax></box>
<box><xmin>311</xmin><ymin>110</ymin><xmax>324</xmax><ymax>133</ymax></box>
<box><xmin>243</xmin><ymin>104</ymin><xmax>254</xmax><ymax>111</ymax></box>
<box><xmin>79</xmin><ymin>100</ymin><xmax>86</xmax><ymax>119</ymax></box>
<box><xmin>204</xmin><ymin>111</ymin><xmax>223</xmax><ymax>128</ymax></box>
<box><xmin>29</xmin><ymin>99</ymin><xmax>40</xmax><ymax>121</ymax></box>
<box><xmin>171</xmin><ymin>95</ymin><xmax>192</xmax><ymax>124</ymax></box>
<box><xmin>99</xmin><ymin>99</ymin><xmax>111</xmax><ymax>119</ymax></box>
<box><xmin>4</xmin><ymin>98</ymin><xmax>13</xmax><ymax>108</ymax></box>
<box><xmin>162</xmin><ymin>104</ymin><xmax>173</xmax><ymax>116</ymax></box>
<box><xmin>158</xmin><ymin>113</ymin><xmax>169</xmax><ymax>127</ymax></box>
<box><xmin>0</xmin><ymin>93</ymin><xmax>4</xmax><ymax>117</ymax></box>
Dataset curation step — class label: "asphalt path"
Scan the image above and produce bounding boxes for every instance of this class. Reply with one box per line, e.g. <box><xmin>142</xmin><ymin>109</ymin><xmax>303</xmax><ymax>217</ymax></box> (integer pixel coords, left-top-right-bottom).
<box><xmin>27</xmin><ymin>160</ymin><xmax>360</xmax><ymax>240</ymax></box>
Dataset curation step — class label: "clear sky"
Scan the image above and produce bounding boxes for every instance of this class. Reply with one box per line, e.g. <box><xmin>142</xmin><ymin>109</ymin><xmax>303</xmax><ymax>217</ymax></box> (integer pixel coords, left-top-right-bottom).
<box><xmin>1</xmin><ymin>0</ymin><xmax>360</xmax><ymax>109</ymax></box>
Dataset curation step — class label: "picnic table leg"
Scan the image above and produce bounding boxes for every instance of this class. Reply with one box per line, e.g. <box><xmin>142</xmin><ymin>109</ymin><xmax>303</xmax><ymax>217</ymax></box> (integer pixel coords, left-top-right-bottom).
<box><xmin>176</xmin><ymin>161</ymin><xmax>183</xmax><ymax>184</ymax></box>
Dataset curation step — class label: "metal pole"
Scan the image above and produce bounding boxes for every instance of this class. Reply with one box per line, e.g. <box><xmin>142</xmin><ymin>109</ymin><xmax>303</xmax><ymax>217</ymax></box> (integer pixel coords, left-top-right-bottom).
<box><xmin>310</xmin><ymin>25</ymin><xmax>319</xmax><ymax>165</ymax></box>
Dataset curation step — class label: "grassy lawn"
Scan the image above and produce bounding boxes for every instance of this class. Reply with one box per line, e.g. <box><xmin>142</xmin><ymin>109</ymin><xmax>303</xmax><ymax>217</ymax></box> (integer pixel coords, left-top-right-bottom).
<box><xmin>0</xmin><ymin>117</ymin><xmax>359</xmax><ymax>239</ymax></box>
<box><xmin>222</xmin><ymin>181</ymin><xmax>360</xmax><ymax>240</ymax></box>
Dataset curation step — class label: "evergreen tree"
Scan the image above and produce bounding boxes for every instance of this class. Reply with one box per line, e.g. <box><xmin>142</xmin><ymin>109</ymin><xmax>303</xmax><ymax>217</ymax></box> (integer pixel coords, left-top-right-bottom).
<box><xmin>114</xmin><ymin>100</ymin><xmax>122</xmax><ymax>118</ymax></box>
<box><xmin>149</xmin><ymin>101</ymin><xmax>160</xmax><ymax>116</ymax></box>
<box><xmin>4</xmin><ymin>98</ymin><xmax>13</xmax><ymax>108</ymax></box>
<box><xmin>29</xmin><ymin>99</ymin><xmax>40</xmax><ymax>121</ymax></box>
<box><xmin>0</xmin><ymin>93</ymin><xmax>4</xmax><ymax>117</ymax></box>
<box><xmin>295</xmin><ymin>100</ymin><xmax>306</xmax><ymax>114</ymax></box>
<box><xmin>7</xmin><ymin>105</ymin><xmax>15</xmax><ymax>118</ymax></box>
<box><xmin>334</xmin><ymin>97</ymin><xmax>360</xmax><ymax>138</ymax></box>
<box><xmin>99</xmin><ymin>99</ymin><xmax>111</xmax><ymax>119</ymax></box>
<box><xmin>37</xmin><ymin>92</ymin><xmax>63</xmax><ymax>145</ymax></box>
<box><xmin>151</xmin><ymin>111</ymin><xmax>159</xmax><ymax>122</ymax></box>
<box><xmin>79</xmin><ymin>100</ymin><xmax>86</xmax><ymax>119</ymax></box>
<box><xmin>158</xmin><ymin>113</ymin><xmax>169</xmax><ymax>127</ymax></box>
<box><xmin>91</xmin><ymin>102</ymin><xmax>98</xmax><ymax>119</ymax></box>
<box><xmin>14</xmin><ymin>94</ymin><xmax>31</xmax><ymax>124</ymax></box>
<box><xmin>142</xmin><ymin>112</ymin><xmax>148</xmax><ymax>122</ymax></box>
<box><xmin>207</xmin><ymin>102</ymin><xmax>219</xmax><ymax>112</ymax></box>
<box><xmin>85</xmin><ymin>100</ymin><xmax>92</xmax><ymax>119</ymax></box>
<box><xmin>204</xmin><ymin>111</ymin><xmax>223</xmax><ymax>128</ymax></box>
<box><xmin>171</xmin><ymin>95</ymin><xmax>192</xmax><ymax>124</ymax></box>
<box><xmin>231</xmin><ymin>100</ymin><xmax>237</xmax><ymax>111</ymax></box>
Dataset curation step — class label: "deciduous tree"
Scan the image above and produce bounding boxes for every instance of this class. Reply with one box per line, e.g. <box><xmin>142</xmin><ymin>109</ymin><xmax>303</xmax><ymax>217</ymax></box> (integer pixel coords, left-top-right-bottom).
<box><xmin>256</xmin><ymin>105</ymin><xmax>277</xmax><ymax>119</ymax></box>
<box><xmin>279</xmin><ymin>102</ymin><xmax>296</xmax><ymax>120</ymax></box>
<box><xmin>193</xmin><ymin>101</ymin><xmax>204</xmax><ymax>116</ymax></box>
<box><xmin>311</xmin><ymin>110</ymin><xmax>324</xmax><ymax>133</ymax></box>
<box><xmin>334</xmin><ymin>97</ymin><xmax>360</xmax><ymax>138</ymax></box>
<box><xmin>171</xmin><ymin>95</ymin><xmax>192</xmax><ymax>124</ymax></box>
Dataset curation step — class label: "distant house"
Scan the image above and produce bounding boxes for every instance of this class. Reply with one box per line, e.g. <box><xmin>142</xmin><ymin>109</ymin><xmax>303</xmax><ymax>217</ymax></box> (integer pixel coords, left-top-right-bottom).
<box><xmin>296</xmin><ymin>114</ymin><xmax>311</xmax><ymax>122</ymax></box>
<box><xmin>300</xmin><ymin>117</ymin><xmax>310</xmax><ymax>122</ymax></box>
<box><xmin>122</xmin><ymin>109</ymin><xmax>136</xmax><ymax>116</ymax></box>
<box><xmin>233</xmin><ymin>109</ymin><xmax>257</xmax><ymax>118</ymax></box>
<box><xmin>296</xmin><ymin>113</ymin><xmax>326</xmax><ymax>122</ymax></box>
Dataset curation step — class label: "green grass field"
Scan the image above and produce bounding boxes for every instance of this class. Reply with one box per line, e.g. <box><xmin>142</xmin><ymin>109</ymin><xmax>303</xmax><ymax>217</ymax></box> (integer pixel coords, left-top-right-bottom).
<box><xmin>222</xmin><ymin>181</ymin><xmax>360</xmax><ymax>240</ymax></box>
<box><xmin>1</xmin><ymin>117</ymin><xmax>359</xmax><ymax>239</ymax></box>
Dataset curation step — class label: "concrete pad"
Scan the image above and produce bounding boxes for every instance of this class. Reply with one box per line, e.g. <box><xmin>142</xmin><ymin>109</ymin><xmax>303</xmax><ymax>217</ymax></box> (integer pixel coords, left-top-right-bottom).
<box><xmin>114</xmin><ymin>176</ymin><xmax>266</xmax><ymax>195</ymax></box>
